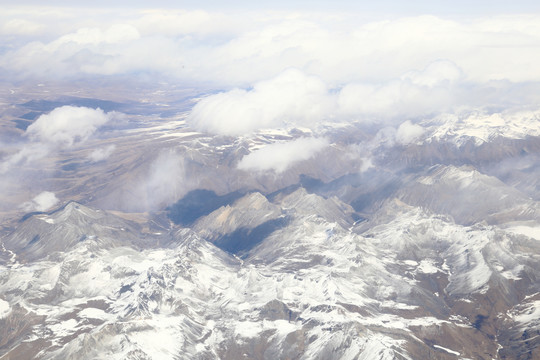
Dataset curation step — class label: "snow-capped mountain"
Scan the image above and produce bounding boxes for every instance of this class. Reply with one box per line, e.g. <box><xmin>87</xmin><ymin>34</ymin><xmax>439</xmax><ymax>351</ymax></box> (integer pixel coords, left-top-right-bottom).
<box><xmin>423</xmin><ymin>110</ymin><xmax>540</xmax><ymax>147</ymax></box>
<box><xmin>2</xmin><ymin>163</ymin><xmax>540</xmax><ymax>359</ymax></box>
<box><xmin>2</xmin><ymin>202</ymin><xmax>168</xmax><ymax>262</ymax></box>
<box><xmin>1</xmin><ymin>90</ymin><xmax>540</xmax><ymax>360</ymax></box>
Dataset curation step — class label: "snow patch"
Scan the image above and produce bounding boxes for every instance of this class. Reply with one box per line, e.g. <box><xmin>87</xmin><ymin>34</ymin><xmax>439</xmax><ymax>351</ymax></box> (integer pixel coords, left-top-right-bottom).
<box><xmin>506</xmin><ymin>225</ymin><xmax>540</xmax><ymax>241</ymax></box>
<box><xmin>78</xmin><ymin>307</ymin><xmax>109</xmax><ymax>320</ymax></box>
<box><xmin>49</xmin><ymin>319</ymin><xmax>78</xmax><ymax>337</ymax></box>
<box><xmin>501</xmin><ymin>265</ymin><xmax>524</xmax><ymax>281</ymax></box>
<box><xmin>417</xmin><ymin>259</ymin><xmax>440</xmax><ymax>274</ymax></box>
<box><xmin>434</xmin><ymin>344</ymin><xmax>460</xmax><ymax>356</ymax></box>
<box><xmin>126</xmin><ymin>319</ymin><xmax>182</xmax><ymax>359</ymax></box>
<box><xmin>513</xmin><ymin>300</ymin><xmax>540</xmax><ymax>325</ymax></box>
<box><xmin>0</xmin><ymin>299</ymin><xmax>11</xmax><ymax>318</ymax></box>
<box><xmin>235</xmin><ymin>321</ymin><xmax>263</xmax><ymax>338</ymax></box>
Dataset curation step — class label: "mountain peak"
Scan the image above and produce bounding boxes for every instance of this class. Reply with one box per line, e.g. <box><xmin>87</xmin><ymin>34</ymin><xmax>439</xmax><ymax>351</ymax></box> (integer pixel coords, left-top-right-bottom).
<box><xmin>48</xmin><ymin>201</ymin><xmax>103</xmax><ymax>224</ymax></box>
<box><xmin>193</xmin><ymin>192</ymin><xmax>283</xmax><ymax>249</ymax></box>
<box><xmin>278</xmin><ymin>187</ymin><xmax>357</xmax><ymax>227</ymax></box>
<box><xmin>4</xmin><ymin>202</ymin><xmax>150</xmax><ymax>262</ymax></box>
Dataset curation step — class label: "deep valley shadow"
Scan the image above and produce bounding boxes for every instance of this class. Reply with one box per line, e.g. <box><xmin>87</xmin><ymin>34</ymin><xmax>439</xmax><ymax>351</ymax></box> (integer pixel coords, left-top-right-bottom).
<box><xmin>215</xmin><ymin>216</ymin><xmax>290</xmax><ymax>256</ymax></box>
<box><xmin>167</xmin><ymin>189</ymin><xmax>244</xmax><ymax>226</ymax></box>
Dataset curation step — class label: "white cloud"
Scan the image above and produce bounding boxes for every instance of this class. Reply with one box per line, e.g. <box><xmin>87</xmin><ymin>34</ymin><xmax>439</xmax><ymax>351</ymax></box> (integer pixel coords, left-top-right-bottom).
<box><xmin>344</xmin><ymin>144</ymin><xmax>375</xmax><ymax>173</ymax></box>
<box><xmin>188</xmin><ymin>63</ymin><xmax>461</xmax><ymax>135</ymax></box>
<box><xmin>21</xmin><ymin>191</ymin><xmax>59</xmax><ymax>212</ymax></box>
<box><xmin>134</xmin><ymin>9</ymin><xmax>244</xmax><ymax>37</ymax></box>
<box><xmin>0</xmin><ymin>143</ymin><xmax>50</xmax><ymax>174</ymax></box>
<box><xmin>0</xmin><ymin>106</ymin><xmax>115</xmax><ymax>174</ymax></box>
<box><xmin>52</xmin><ymin>24</ymin><xmax>140</xmax><ymax>47</ymax></box>
<box><xmin>337</xmin><ymin>60</ymin><xmax>461</xmax><ymax>120</ymax></box>
<box><xmin>188</xmin><ymin>69</ymin><xmax>334</xmax><ymax>135</ymax></box>
<box><xmin>401</xmin><ymin>60</ymin><xmax>463</xmax><ymax>87</ymax></box>
<box><xmin>370</xmin><ymin>120</ymin><xmax>426</xmax><ymax>148</ymax></box>
<box><xmin>238</xmin><ymin>137</ymin><xmax>329</xmax><ymax>173</ymax></box>
<box><xmin>4</xmin><ymin>10</ymin><xmax>540</xmax><ymax>89</ymax></box>
<box><xmin>1</xmin><ymin>8</ymin><xmax>540</xmax><ymax>147</ymax></box>
<box><xmin>395</xmin><ymin>120</ymin><xmax>425</xmax><ymax>145</ymax></box>
<box><xmin>2</xmin><ymin>18</ymin><xmax>42</xmax><ymax>35</ymax></box>
<box><xmin>88</xmin><ymin>144</ymin><xmax>116</xmax><ymax>162</ymax></box>
<box><xmin>360</xmin><ymin>157</ymin><xmax>374</xmax><ymax>173</ymax></box>
<box><xmin>26</xmin><ymin>106</ymin><xmax>112</xmax><ymax>147</ymax></box>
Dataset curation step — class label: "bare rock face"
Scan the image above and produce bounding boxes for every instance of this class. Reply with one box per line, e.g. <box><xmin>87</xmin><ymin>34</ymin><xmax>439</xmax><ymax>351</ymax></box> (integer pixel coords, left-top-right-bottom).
<box><xmin>194</xmin><ymin>192</ymin><xmax>282</xmax><ymax>242</ymax></box>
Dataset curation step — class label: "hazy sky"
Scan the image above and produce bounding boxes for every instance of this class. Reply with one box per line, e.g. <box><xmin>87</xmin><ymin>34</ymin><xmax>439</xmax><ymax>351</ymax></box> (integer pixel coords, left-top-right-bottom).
<box><xmin>2</xmin><ymin>0</ymin><xmax>540</xmax><ymax>14</ymax></box>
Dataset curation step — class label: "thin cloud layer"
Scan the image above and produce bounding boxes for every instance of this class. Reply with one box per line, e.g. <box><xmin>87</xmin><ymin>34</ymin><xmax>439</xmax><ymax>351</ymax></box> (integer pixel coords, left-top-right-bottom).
<box><xmin>88</xmin><ymin>144</ymin><xmax>116</xmax><ymax>162</ymax></box>
<box><xmin>136</xmin><ymin>150</ymin><xmax>189</xmax><ymax>212</ymax></box>
<box><xmin>2</xmin><ymin>9</ymin><xmax>540</xmax><ymax>87</ymax></box>
<box><xmin>238</xmin><ymin>137</ymin><xmax>329</xmax><ymax>173</ymax></box>
<box><xmin>2</xmin><ymin>18</ymin><xmax>42</xmax><ymax>35</ymax></box>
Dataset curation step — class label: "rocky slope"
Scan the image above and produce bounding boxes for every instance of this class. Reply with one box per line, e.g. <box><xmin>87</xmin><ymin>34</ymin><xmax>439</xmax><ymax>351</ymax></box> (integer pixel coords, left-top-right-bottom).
<box><xmin>2</xmin><ymin>179</ymin><xmax>540</xmax><ymax>359</ymax></box>
<box><xmin>1</xmin><ymin>95</ymin><xmax>540</xmax><ymax>359</ymax></box>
